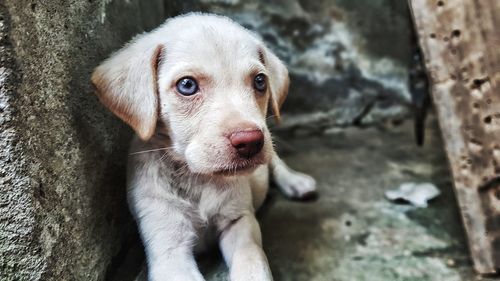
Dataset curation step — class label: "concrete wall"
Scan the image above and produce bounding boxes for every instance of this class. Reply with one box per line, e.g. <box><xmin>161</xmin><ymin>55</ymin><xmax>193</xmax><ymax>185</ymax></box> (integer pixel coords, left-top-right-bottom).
<box><xmin>0</xmin><ymin>1</ymin><xmax>415</xmax><ymax>280</ymax></box>
<box><xmin>0</xmin><ymin>1</ymin><xmax>167</xmax><ymax>280</ymax></box>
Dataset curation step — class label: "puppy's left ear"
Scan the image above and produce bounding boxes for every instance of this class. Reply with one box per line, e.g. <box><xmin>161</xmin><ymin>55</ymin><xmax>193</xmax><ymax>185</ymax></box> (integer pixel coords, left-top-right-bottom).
<box><xmin>91</xmin><ymin>35</ymin><xmax>164</xmax><ymax>141</ymax></box>
<box><xmin>261</xmin><ymin>47</ymin><xmax>290</xmax><ymax>121</ymax></box>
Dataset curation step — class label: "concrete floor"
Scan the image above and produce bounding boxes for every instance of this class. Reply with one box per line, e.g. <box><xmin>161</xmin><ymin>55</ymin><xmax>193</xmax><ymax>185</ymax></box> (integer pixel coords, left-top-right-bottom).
<box><xmin>136</xmin><ymin>119</ymin><xmax>496</xmax><ymax>281</ymax></box>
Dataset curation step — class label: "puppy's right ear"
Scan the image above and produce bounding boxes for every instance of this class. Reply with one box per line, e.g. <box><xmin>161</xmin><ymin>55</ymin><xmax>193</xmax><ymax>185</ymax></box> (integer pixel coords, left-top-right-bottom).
<box><xmin>91</xmin><ymin>35</ymin><xmax>164</xmax><ymax>141</ymax></box>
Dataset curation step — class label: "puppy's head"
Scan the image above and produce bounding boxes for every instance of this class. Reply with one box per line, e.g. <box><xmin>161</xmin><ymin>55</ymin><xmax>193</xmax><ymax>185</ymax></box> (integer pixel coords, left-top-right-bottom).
<box><xmin>91</xmin><ymin>13</ymin><xmax>289</xmax><ymax>175</ymax></box>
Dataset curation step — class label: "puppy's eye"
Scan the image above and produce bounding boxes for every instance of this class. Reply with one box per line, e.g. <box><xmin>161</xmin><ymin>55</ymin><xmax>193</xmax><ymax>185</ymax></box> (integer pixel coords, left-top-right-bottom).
<box><xmin>253</xmin><ymin>74</ymin><xmax>267</xmax><ymax>92</ymax></box>
<box><xmin>176</xmin><ymin>77</ymin><xmax>199</xmax><ymax>96</ymax></box>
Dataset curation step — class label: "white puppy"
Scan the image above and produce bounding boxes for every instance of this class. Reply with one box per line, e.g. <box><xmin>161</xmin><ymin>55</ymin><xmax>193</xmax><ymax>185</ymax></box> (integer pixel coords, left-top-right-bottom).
<box><xmin>91</xmin><ymin>13</ymin><xmax>317</xmax><ymax>281</ymax></box>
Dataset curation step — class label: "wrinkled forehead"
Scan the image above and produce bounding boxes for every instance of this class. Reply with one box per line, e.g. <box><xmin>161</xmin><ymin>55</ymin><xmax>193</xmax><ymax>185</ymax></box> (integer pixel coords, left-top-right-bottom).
<box><xmin>161</xmin><ymin>25</ymin><xmax>266</xmax><ymax>78</ymax></box>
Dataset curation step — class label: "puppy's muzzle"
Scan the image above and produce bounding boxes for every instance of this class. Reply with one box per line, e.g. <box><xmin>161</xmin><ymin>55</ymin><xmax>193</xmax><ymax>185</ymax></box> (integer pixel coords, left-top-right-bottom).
<box><xmin>229</xmin><ymin>129</ymin><xmax>264</xmax><ymax>159</ymax></box>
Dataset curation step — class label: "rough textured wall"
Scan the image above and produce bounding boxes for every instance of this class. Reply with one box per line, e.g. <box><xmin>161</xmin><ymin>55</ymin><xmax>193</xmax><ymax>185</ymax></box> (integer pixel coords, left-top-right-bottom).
<box><xmin>0</xmin><ymin>1</ymin><xmax>166</xmax><ymax>280</ymax></box>
<box><xmin>170</xmin><ymin>0</ymin><xmax>415</xmax><ymax>131</ymax></box>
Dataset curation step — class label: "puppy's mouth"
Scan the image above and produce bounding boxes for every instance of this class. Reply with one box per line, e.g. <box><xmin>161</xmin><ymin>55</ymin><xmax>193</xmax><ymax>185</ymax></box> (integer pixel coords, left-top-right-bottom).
<box><xmin>184</xmin><ymin>134</ymin><xmax>271</xmax><ymax>176</ymax></box>
<box><xmin>213</xmin><ymin>157</ymin><xmax>265</xmax><ymax>176</ymax></box>
<box><xmin>213</xmin><ymin>161</ymin><xmax>261</xmax><ymax>176</ymax></box>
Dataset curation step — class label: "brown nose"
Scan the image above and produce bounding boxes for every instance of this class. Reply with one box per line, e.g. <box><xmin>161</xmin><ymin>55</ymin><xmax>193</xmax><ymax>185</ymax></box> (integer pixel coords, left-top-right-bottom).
<box><xmin>229</xmin><ymin>130</ymin><xmax>264</xmax><ymax>159</ymax></box>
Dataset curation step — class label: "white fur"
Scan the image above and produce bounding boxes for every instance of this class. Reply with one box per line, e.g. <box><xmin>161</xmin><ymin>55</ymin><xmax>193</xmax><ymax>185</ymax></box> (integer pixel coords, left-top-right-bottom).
<box><xmin>92</xmin><ymin>13</ymin><xmax>317</xmax><ymax>281</ymax></box>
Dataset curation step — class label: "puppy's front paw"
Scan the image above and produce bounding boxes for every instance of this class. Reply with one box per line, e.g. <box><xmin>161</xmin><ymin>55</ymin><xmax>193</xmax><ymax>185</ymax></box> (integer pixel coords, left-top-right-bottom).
<box><xmin>275</xmin><ymin>171</ymin><xmax>318</xmax><ymax>201</ymax></box>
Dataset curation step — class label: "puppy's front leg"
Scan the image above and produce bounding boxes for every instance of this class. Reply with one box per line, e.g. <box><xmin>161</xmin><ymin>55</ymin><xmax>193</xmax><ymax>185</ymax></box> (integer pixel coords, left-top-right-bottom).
<box><xmin>135</xmin><ymin>198</ymin><xmax>204</xmax><ymax>281</ymax></box>
<box><xmin>218</xmin><ymin>214</ymin><xmax>273</xmax><ymax>281</ymax></box>
<box><xmin>271</xmin><ymin>152</ymin><xmax>317</xmax><ymax>200</ymax></box>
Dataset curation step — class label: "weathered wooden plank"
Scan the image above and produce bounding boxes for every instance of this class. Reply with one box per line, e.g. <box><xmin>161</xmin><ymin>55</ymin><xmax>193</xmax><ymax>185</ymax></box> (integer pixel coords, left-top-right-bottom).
<box><xmin>409</xmin><ymin>0</ymin><xmax>500</xmax><ymax>275</ymax></box>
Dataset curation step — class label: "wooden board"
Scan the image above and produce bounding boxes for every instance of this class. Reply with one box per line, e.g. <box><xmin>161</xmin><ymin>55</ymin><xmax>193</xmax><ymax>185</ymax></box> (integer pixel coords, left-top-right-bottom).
<box><xmin>409</xmin><ymin>0</ymin><xmax>500</xmax><ymax>275</ymax></box>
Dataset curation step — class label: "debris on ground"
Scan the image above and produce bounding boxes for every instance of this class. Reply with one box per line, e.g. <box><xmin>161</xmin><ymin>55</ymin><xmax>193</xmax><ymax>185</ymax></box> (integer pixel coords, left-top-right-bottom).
<box><xmin>385</xmin><ymin>182</ymin><xmax>440</xmax><ymax>208</ymax></box>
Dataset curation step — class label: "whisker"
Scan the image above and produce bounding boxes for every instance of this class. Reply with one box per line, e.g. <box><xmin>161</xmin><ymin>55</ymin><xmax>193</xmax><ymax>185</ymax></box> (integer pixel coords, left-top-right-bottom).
<box><xmin>158</xmin><ymin>151</ymin><xmax>170</xmax><ymax>162</ymax></box>
<box><xmin>173</xmin><ymin>162</ymin><xmax>189</xmax><ymax>177</ymax></box>
<box><xmin>129</xmin><ymin>147</ymin><xmax>174</xmax><ymax>155</ymax></box>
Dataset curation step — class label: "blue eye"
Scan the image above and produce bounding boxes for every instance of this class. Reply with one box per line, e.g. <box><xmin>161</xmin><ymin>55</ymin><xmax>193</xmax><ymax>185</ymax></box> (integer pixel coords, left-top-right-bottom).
<box><xmin>254</xmin><ymin>74</ymin><xmax>267</xmax><ymax>92</ymax></box>
<box><xmin>176</xmin><ymin>77</ymin><xmax>199</xmax><ymax>96</ymax></box>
